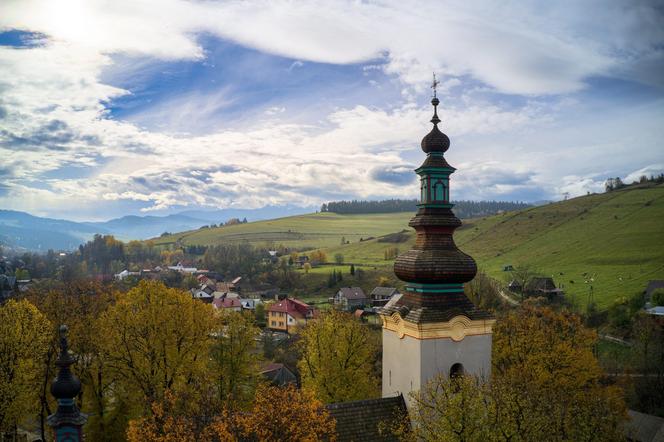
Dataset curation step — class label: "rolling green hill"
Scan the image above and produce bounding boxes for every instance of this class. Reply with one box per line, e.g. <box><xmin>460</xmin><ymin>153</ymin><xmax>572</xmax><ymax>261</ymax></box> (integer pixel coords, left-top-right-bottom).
<box><xmin>156</xmin><ymin>183</ymin><xmax>664</xmax><ymax>309</ymax></box>
<box><xmin>322</xmin><ymin>183</ymin><xmax>664</xmax><ymax>309</ymax></box>
<box><xmin>153</xmin><ymin>212</ymin><xmax>413</xmax><ymax>250</ymax></box>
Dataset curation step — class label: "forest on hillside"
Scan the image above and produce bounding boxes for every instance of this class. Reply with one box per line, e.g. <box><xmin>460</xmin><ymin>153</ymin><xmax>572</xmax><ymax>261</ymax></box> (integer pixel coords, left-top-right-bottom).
<box><xmin>321</xmin><ymin>199</ymin><xmax>532</xmax><ymax>218</ymax></box>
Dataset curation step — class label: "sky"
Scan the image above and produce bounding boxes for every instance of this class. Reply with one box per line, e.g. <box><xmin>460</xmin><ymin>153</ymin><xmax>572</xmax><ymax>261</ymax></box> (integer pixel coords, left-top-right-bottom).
<box><xmin>1</xmin><ymin>0</ymin><xmax>663</xmax><ymax>221</ymax></box>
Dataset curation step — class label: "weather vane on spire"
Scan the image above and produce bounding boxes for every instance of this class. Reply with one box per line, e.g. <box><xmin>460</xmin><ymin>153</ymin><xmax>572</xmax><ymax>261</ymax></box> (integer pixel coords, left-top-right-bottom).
<box><xmin>431</xmin><ymin>73</ymin><xmax>440</xmax><ymax>98</ymax></box>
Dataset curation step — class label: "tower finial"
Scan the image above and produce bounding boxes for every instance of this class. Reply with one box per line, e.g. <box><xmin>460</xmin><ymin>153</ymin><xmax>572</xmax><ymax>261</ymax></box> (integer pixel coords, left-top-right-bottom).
<box><xmin>48</xmin><ymin>324</ymin><xmax>87</xmax><ymax>441</ymax></box>
<box><xmin>430</xmin><ymin>73</ymin><xmax>441</xmax><ymax>125</ymax></box>
<box><xmin>431</xmin><ymin>72</ymin><xmax>440</xmax><ymax>99</ymax></box>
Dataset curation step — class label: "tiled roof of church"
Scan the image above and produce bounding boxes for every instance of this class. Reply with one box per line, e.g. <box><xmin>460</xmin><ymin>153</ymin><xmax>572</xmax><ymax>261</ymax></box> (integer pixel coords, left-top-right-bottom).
<box><xmin>326</xmin><ymin>395</ymin><xmax>407</xmax><ymax>442</ymax></box>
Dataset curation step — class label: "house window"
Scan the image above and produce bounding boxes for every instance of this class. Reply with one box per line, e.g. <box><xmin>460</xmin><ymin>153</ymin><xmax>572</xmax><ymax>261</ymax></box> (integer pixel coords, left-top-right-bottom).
<box><xmin>279</xmin><ymin>321</ymin><xmax>284</xmax><ymax>327</ymax></box>
<box><xmin>271</xmin><ymin>321</ymin><xmax>276</xmax><ymax>326</ymax></box>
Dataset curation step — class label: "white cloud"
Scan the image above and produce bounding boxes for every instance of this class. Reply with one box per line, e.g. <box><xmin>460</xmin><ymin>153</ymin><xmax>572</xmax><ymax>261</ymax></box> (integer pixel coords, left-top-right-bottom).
<box><xmin>3</xmin><ymin>0</ymin><xmax>662</xmax><ymax>94</ymax></box>
<box><xmin>1</xmin><ymin>0</ymin><xmax>662</xmax><ymax>219</ymax></box>
<box><xmin>624</xmin><ymin>164</ymin><xmax>664</xmax><ymax>183</ymax></box>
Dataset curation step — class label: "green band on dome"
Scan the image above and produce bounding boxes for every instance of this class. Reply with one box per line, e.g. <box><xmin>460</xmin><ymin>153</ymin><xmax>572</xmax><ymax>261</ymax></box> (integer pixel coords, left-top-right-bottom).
<box><xmin>417</xmin><ymin>202</ymin><xmax>454</xmax><ymax>208</ymax></box>
<box><xmin>405</xmin><ymin>283</ymin><xmax>464</xmax><ymax>293</ymax></box>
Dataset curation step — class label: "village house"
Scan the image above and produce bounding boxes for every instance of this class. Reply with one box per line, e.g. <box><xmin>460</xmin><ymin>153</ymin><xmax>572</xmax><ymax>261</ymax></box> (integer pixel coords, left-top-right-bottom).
<box><xmin>239</xmin><ymin>298</ymin><xmax>261</xmax><ymax>310</ymax></box>
<box><xmin>212</xmin><ymin>296</ymin><xmax>242</xmax><ymax>312</ymax></box>
<box><xmin>191</xmin><ymin>289</ymin><xmax>214</xmax><ymax>303</ymax></box>
<box><xmin>370</xmin><ymin>287</ymin><xmax>399</xmax><ymax>308</ymax></box>
<box><xmin>114</xmin><ymin>269</ymin><xmax>140</xmax><ymax>281</ymax></box>
<box><xmin>525</xmin><ymin>277</ymin><xmax>564</xmax><ymax>299</ymax></box>
<box><xmin>167</xmin><ymin>262</ymin><xmax>198</xmax><ymax>274</ymax></box>
<box><xmin>508</xmin><ymin>276</ymin><xmax>564</xmax><ymax>300</ymax></box>
<box><xmin>260</xmin><ymin>362</ymin><xmax>297</xmax><ymax>387</ymax></box>
<box><xmin>333</xmin><ymin>287</ymin><xmax>367</xmax><ymax>311</ymax></box>
<box><xmin>296</xmin><ymin>255</ymin><xmax>309</xmax><ymax>268</ymax></box>
<box><xmin>267</xmin><ymin>297</ymin><xmax>317</xmax><ymax>333</ymax></box>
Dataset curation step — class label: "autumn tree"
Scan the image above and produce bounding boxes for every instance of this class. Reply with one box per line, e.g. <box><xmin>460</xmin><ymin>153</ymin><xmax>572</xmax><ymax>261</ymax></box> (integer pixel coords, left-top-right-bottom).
<box><xmin>126</xmin><ymin>391</ymin><xmax>198</xmax><ymax>442</ymax></box>
<box><xmin>405</xmin><ymin>375</ymin><xmax>491</xmax><ymax>442</ymax></box>
<box><xmin>298</xmin><ymin>310</ymin><xmax>379</xmax><ymax>403</ymax></box>
<box><xmin>507</xmin><ymin>264</ymin><xmax>536</xmax><ymax>301</ymax></box>
<box><xmin>0</xmin><ymin>299</ymin><xmax>51</xmax><ymax>438</ymax></box>
<box><xmin>131</xmin><ymin>384</ymin><xmax>336</xmax><ymax>442</ymax></box>
<box><xmin>309</xmin><ymin>250</ymin><xmax>328</xmax><ymax>265</ymax></box>
<box><xmin>27</xmin><ymin>281</ymin><xmax>120</xmax><ymax>441</ymax></box>
<box><xmin>210</xmin><ymin>310</ymin><xmax>261</xmax><ymax>409</ymax></box>
<box><xmin>465</xmin><ymin>271</ymin><xmax>502</xmax><ymax>311</ymax></box>
<box><xmin>400</xmin><ymin>304</ymin><xmax>627</xmax><ymax>442</ymax></box>
<box><xmin>492</xmin><ymin>303</ymin><xmax>627</xmax><ymax>441</ymax></box>
<box><xmin>98</xmin><ymin>280</ymin><xmax>216</xmax><ymax>411</ymax></box>
<box><xmin>205</xmin><ymin>384</ymin><xmax>336</xmax><ymax>441</ymax></box>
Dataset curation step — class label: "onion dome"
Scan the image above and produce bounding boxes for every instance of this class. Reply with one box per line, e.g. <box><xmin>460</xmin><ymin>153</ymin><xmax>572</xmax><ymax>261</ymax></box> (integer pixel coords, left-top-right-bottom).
<box><xmin>420</xmin><ymin>97</ymin><xmax>450</xmax><ymax>153</ymax></box>
<box><xmin>394</xmin><ymin>207</ymin><xmax>477</xmax><ymax>285</ymax></box>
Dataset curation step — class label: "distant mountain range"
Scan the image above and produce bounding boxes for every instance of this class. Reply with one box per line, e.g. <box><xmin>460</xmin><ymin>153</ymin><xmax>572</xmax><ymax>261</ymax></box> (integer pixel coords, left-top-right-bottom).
<box><xmin>0</xmin><ymin>205</ymin><xmax>316</xmax><ymax>252</ymax></box>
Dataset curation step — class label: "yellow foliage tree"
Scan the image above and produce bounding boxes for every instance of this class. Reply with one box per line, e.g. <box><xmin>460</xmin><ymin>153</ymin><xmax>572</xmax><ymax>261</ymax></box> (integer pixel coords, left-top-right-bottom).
<box><xmin>239</xmin><ymin>384</ymin><xmax>336</xmax><ymax>441</ymax></box>
<box><xmin>298</xmin><ymin>310</ymin><xmax>379</xmax><ymax>403</ymax></box>
<box><xmin>126</xmin><ymin>391</ymin><xmax>197</xmax><ymax>442</ymax></box>
<box><xmin>98</xmin><ymin>280</ymin><xmax>216</xmax><ymax>409</ymax></box>
<box><xmin>491</xmin><ymin>303</ymin><xmax>627</xmax><ymax>441</ymax></box>
<box><xmin>0</xmin><ymin>299</ymin><xmax>51</xmax><ymax>436</ymax></box>
<box><xmin>204</xmin><ymin>384</ymin><xmax>336</xmax><ymax>441</ymax></box>
<box><xmin>404</xmin><ymin>303</ymin><xmax>627</xmax><ymax>442</ymax></box>
<box><xmin>128</xmin><ymin>385</ymin><xmax>335</xmax><ymax>442</ymax></box>
<box><xmin>26</xmin><ymin>281</ymin><xmax>119</xmax><ymax>441</ymax></box>
<box><xmin>309</xmin><ymin>250</ymin><xmax>328</xmax><ymax>264</ymax></box>
<box><xmin>403</xmin><ymin>375</ymin><xmax>491</xmax><ymax>442</ymax></box>
<box><xmin>210</xmin><ymin>310</ymin><xmax>261</xmax><ymax>409</ymax></box>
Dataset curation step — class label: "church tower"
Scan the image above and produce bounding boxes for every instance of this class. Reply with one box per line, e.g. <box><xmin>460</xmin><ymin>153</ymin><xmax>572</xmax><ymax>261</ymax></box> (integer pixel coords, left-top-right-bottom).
<box><xmin>381</xmin><ymin>84</ymin><xmax>494</xmax><ymax>404</ymax></box>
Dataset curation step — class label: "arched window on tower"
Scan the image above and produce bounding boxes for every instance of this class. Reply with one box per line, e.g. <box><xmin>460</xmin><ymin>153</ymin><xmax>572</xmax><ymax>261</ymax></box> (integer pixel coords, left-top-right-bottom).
<box><xmin>449</xmin><ymin>363</ymin><xmax>464</xmax><ymax>379</ymax></box>
<box><xmin>433</xmin><ymin>179</ymin><xmax>445</xmax><ymax>202</ymax></box>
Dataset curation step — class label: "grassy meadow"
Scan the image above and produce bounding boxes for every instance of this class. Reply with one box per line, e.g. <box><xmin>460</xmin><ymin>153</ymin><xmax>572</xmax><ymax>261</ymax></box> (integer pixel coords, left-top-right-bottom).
<box><xmin>154</xmin><ymin>212</ymin><xmax>412</xmax><ymax>250</ymax></box>
<box><xmin>321</xmin><ymin>183</ymin><xmax>664</xmax><ymax>309</ymax></box>
<box><xmin>156</xmin><ymin>183</ymin><xmax>664</xmax><ymax>310</ymax></box>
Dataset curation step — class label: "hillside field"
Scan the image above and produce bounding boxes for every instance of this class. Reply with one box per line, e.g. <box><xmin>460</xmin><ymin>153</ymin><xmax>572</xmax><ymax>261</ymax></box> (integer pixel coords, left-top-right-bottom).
<box><xmin>321</xmin><ymin>183</ymin><xmax>664</xmax><ymax>309</ymax></box>
<box><xmin>154</xmin><ymin>212</ymin><xmax>413</xmax><ymax>250</ymax></box>
<box><xmin>156</xmin><ymin>183</ymin><xmax>664</xmax><ymax>309</ymax></box>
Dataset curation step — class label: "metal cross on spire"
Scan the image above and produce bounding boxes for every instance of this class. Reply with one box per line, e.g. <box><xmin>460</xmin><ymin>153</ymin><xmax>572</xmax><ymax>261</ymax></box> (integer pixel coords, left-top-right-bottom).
<box><xmin>431</xmin><ymin>73</ymin><xmax>440</xmax><ymax>98</ymax></box>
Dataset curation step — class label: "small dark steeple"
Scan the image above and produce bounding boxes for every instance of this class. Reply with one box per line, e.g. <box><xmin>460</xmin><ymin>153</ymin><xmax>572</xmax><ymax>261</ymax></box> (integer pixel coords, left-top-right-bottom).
<box><xmin>47</xmin><ymin>325</ymin><xmax>87</xmax><ymax>441</ymax></box>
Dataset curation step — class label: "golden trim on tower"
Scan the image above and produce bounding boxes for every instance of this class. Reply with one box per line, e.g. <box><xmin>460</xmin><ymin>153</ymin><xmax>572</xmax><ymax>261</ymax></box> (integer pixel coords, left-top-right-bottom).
<box><xmin>382</xmin><ymin>312</ymin><xmax>495</xmax><ymax>341</ymax></box>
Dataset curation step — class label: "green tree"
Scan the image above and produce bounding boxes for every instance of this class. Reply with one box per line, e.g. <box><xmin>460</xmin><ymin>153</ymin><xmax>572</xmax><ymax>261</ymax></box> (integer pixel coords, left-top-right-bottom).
<box><xmin>98</xmin><ymin>281</ymin><xmax>216</xmax><ymax>411</ymax></box>
<box><xmin>210</xmin><ymin>310</ymin><xmax>260</xmax><ymax>409</ymax></box>
<box><xmin>651</xmin><ymin>288</ymin><xmax>664</xmax><ymax>306</ymax></box>
<box><xmin>492</xmin><ymin>303</ymin><xmax>627</xmax><ymax>441</ymax></box>
<box><xmin>405</xmin><ymin>375</ymin><xmax>491</xmax><ymax>442</ymax></box>
<box><xmin>0</xmin><ymin>300</ymin><xmax>51</xmax><ymax>437</ymax></box>
<box><xmin>254</xmin><ymin>303</ymin><xmax>266</xmax><ymax>327</ymax></box>
<box><xmin>334</xmin><ymin>253</ymin><xmax>344</xmax><ymax>264</ymax></box>
<box><xmin>298</xmin><ymin>310</ymin><xmax>379</xmax><ymax>403</ymax></box>
<box><xmin>349</xmin><ymin>264</ymin><xmax>355</xmax><ymax>276</ymax></box>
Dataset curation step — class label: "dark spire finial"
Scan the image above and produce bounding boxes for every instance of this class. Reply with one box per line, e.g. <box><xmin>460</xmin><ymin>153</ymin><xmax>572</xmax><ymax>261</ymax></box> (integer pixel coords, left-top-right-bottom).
<box><xmin>421</xmin><ymin>74</ymin><xmax>449</xmax><ymax>153</ymax></box>
<box><xmin>48</xmin><ymin>324</ymin><xmax>86</xmax><ymax>441</ymax></box>
<box><xmin>430</xmin><ymin>73</ymin><xmax>441</xmax><ymax>125</ymax></box>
